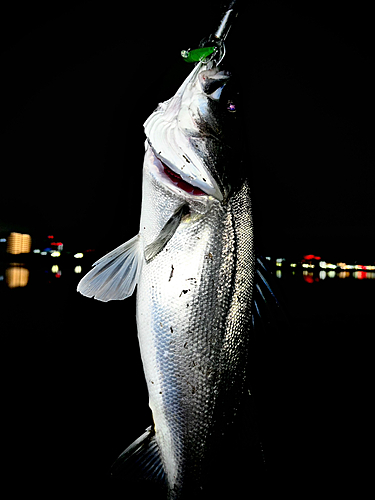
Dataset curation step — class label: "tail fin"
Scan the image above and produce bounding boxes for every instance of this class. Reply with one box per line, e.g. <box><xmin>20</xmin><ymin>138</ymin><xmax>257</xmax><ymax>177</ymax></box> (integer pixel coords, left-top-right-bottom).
<box><xmin>111</xmin><ymin>426</ymin><xmax>166</xmax><ymax>492</ymax></box>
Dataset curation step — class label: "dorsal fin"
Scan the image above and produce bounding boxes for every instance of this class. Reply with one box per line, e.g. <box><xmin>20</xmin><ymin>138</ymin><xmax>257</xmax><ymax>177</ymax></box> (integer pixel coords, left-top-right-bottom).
<box><xmin>252</xmin><ymin>255</ymin><xmax>290</xmax><ymax>334</ymax></box>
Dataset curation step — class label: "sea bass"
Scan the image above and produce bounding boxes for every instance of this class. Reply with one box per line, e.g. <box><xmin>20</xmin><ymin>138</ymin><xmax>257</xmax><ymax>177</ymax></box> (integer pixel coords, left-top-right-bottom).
<box><xmin>77</xmin><ymin>5</ymin><xmax>266</xmax><ymax>499</ymax></box>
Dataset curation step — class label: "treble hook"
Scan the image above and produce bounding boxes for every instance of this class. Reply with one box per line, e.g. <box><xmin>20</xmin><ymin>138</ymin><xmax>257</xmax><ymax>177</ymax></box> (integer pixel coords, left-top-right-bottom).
<box><xmin>213</xmin><ymin>0</ymin><xmax>240</xmax><ymax>64</ymax></box>
<box><xmin>181</xmin><ymin>0</ymin><xmax>240</xmax><ymax>65</ymax></box>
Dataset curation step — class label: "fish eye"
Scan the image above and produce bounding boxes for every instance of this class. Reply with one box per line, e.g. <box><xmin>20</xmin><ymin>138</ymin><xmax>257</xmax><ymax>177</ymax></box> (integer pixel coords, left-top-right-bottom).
<box><xmin>227</xmin><ymin>101</ymin><xmax>236</xmax><ymax>113</ymax></box>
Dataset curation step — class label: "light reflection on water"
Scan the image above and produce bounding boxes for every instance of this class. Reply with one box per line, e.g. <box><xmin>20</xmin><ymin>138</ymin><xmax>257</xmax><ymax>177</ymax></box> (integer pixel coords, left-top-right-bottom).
<box><xmin>0</xmin><ymin>260</ymin><xmax>88</xmax><ymax>289</ymax></box>
<box><xmin>272</xmin><ymin>255</ymin><xmax>375</xmax><ymax>283</ymax></box>
<box><xmin>5</xmin><ymin>264</ymin><xmax>30</xmax><ymax>288</ymax></box>
<box><xmin>275</xmin><ymin>267</ymin><xmax>375</xmax><ymax>282</ymax></box>
<box><xmin>1</xmin><ymin>259</ymin><xmax>375</xmax><ymax>290</ymax></box>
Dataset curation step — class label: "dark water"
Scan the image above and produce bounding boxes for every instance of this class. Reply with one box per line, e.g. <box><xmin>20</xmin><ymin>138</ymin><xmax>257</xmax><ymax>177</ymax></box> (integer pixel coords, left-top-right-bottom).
<box><xmin>1</xmin><ymin>255</ymin><xmax>372</xmax><ymax>498</ymax></box>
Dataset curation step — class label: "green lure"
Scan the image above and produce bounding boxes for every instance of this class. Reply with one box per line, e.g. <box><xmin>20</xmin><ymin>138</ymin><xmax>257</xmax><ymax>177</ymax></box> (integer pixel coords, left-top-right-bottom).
<box><xmin>181</xmin><ymin>46</ymin><xmax>217</xmax><ymax>63</ymax></box>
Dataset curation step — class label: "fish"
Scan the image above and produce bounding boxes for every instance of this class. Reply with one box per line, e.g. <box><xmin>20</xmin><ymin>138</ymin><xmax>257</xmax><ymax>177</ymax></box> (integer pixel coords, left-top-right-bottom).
<box><xmin>77</xmin><ymin>3</ymin><xmax>279</xmax><ymax>498</ymax></box>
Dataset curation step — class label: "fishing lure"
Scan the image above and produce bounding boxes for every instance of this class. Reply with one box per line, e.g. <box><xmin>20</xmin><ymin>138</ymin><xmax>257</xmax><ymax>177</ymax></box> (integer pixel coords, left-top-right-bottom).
<box><xmin>181</xmin><ymin>46</ymin><xmax>217</xmax><ymax>63</ymax></box>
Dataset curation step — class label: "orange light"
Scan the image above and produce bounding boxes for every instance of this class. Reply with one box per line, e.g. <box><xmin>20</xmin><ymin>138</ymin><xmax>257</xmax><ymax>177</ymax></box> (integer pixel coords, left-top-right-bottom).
<box><xmin>6</xmin><ymin>233</ymin><xmax>32</xmax><ymax>254</ymax></box>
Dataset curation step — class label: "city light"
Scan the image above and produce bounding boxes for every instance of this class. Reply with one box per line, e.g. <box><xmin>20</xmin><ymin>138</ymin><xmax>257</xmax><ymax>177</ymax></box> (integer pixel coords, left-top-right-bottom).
<box><xmin>6</xmin><ymin>233</ymin><xmax>31</xmax><ymax>254</ymax></box>
<box><xmin>2</xmin><ymin>231</ymin><xmax>374</xmax><ymax>286</ymax></box>
<box><xmin>263</xmin><ymin>254</ymin><xmax>375</xmax><ymax>282</ymax></box>
<box><xmin>6</xmin><ymin>265</ymin><xmax>29</xmax><ymax>288</ymax></box>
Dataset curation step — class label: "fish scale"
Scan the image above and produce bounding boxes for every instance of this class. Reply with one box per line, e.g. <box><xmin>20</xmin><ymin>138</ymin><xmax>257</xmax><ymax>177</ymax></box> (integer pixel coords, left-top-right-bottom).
<box><xmin>136</xmin><ymin>164</ymin><xmax>254</xmax><ymax>494</ymax></box>
<box><xmin>76</xmin><ymin>2</ymin><xmax>264</xmax><ymax>496</ymax></box>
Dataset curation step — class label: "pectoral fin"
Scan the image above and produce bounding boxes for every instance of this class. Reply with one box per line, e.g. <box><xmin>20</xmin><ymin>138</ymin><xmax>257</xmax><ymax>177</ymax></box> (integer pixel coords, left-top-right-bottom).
<box><xmin>144</xmin><ymin>203</ymin><xmax>189</xmax><ymax>263</ymax></box>
<box><xmin>77</xmin><ymin>234</ymin><xmax>142</xmax><ymax>302</ymax></box>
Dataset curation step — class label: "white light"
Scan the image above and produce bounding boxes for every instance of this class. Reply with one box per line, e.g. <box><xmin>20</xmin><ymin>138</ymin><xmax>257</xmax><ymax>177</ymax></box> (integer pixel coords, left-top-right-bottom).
<box><xmin>319</xmin><ymin>261</ymin><xmax>326</xmax><ymax>269</ymax></box>
<box><xmin>51</xmin><ymin>265</ymin><xmax>59</xmax><ymax>273</ymax></box>
<box><xmin>290</xmin><ymin>263</ymin><xmax>297</xmax><ymax>267</ymax></box>
<box><xmin>74</xmin><ymin>253</ymin><xmax>84</xmax><ymax>259</ymax></box>
<box><xmin>328</xmin><ymin>270</ymin><xmax>336</xmax><ymax>278</ymax></box>
<box><xmin>41</xmin><ymin>251</ymin><xmax>47</xmax><ymax>255</ymax></box>
<box><xmin>319</xmin><ymin>270</ymin><xmax>327</xmax><ymax>280</ymax></box>
<box><xmin>33</xmin><ymin>249</ymin><xmax>41</xmax><ymax>254</ymax></box>
<box><xmin>74</xmin><ymin>266</ymin><xmax>82</xmax><ymax>274</ymax></box>
<box><xmin>51</xmin><ymin>251</ymin><xmax>61</xmax><ymax>257</ymax></box>
<box><xmin>276</xmin><ymin>269</ymin><xmax>282</xmax><ymax>278</ymax></box>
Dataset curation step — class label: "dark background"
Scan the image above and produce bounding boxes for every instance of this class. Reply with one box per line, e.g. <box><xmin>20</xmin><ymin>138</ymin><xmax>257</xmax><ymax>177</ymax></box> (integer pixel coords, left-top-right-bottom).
<box><xmin>1</xmin><ymin>0</ymin><xmax>374</xmax><ymax>260</ymax></box>
<box><xmin>1</xmin><ymin>1</ymin><xmax>373</xmax><ymax>498</ymax></box>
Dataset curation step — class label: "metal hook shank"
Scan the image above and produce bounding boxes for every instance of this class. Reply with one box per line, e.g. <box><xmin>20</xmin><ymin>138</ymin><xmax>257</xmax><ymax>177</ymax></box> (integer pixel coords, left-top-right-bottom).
<box><xmin>214</xmin><ymin>0</ymin><xmax>240</xmax><ymax>42</ymax></box>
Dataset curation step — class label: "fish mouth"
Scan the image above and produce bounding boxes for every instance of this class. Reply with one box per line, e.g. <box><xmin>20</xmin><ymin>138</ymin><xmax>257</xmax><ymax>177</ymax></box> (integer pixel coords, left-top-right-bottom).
<box><xmin>150</xmin><ymin>146</ymin><xmax>209</xmax><ymax>197</ymax></box>
<box><xmin>160</xmin><ymin>159</ymin><xmax>208</xmax><ymax>197</ymax></box>
<box><xmin>147</xmin><ymin>138</ymin><xmax>223</xmax><ymax>201</ymax></box>
<box><xmin>144</xmin><ymin>63</ymin><xmax>224</xmax><ymax>201</ymax></box>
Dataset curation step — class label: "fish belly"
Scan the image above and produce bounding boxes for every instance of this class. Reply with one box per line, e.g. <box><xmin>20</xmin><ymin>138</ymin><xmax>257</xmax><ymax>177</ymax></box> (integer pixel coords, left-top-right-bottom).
<box><xmin>136</xmin><ymin>179</ymin><xmax>254</xmax><ymax>494</ymax></box>
<box><xmin>136</xmin><ymin>202</ymin><xmax>224</xmax><ymax>489</ymax></box>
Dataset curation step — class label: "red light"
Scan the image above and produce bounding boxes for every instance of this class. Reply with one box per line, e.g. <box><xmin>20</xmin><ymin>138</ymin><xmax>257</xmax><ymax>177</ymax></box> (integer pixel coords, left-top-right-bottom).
<box><xmin>303</xmin><ymin>274</ymin><xmax>314</xmax><ymax>284</ymax></box>
<box><xmin>303</xmin><ymin>254</ymin><xmax>321</xmax><ymax>261</ymax></box>
<box><xmin>47</xmin><ymin>235</ymin><xmax>54</xmax><ymax>239</ymax></box>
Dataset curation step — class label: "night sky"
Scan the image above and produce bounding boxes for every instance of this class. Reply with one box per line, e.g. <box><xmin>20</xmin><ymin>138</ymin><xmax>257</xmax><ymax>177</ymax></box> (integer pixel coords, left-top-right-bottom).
<box><xmin>1</xmin><ymin>1</ymin><xmax>374</xmax><ymax>261</ymax></box>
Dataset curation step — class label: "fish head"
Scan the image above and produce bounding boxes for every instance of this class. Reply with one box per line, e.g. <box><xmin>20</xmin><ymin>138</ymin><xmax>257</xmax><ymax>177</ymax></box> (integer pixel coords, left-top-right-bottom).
<box><xmin>144</xmin><ymin>58</ymin><xmax>244</xmax><ymax>202</ymax></box>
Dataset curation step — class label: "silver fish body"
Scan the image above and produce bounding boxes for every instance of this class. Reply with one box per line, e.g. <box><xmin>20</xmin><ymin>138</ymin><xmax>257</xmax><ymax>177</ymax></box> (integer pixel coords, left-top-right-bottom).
<box><xmin>138</xmin><ymin>147</ymin><xmax>254</xmax><ymax>493</ymax></box>
<box><xmin>78</xmin><ymin>58</ymin><xmax>256</xmax><ymax>498</ymax></box>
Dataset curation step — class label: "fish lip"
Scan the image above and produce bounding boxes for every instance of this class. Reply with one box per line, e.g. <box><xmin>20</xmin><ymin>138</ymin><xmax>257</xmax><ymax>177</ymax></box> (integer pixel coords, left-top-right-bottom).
<box><xmin>147</xmin><ymin>141</ymin><xmax>223</xmax><ymax>201</ymax></box>
<box><xmin>147</xmin><ymin>145</ymin><xmax>208</xmax><ymax>198</ymax></box>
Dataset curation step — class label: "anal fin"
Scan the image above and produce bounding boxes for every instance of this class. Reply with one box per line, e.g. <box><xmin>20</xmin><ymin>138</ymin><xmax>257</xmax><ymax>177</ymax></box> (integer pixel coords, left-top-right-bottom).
<box><xmin>111</xmin><ymin>426</ymin><xmax>166</xmax><ymax>488</ymax></box>
<box><xmin>77</xmin><ymin>234</ymin><xmax>142</xmax><ymax>302</ymax></box>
